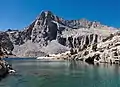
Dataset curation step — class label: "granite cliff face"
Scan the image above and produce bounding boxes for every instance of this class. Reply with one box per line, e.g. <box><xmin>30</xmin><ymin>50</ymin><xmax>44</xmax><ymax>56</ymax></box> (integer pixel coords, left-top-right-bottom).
<box><xmin>0</xmin><ymin>11</ymin><xmax>119</xmax><ymax>58</ymax></box>
<box><xmin>73</xmin><ymin>31</ymin><xmax>120</xmax><ymax>64</ymax></box>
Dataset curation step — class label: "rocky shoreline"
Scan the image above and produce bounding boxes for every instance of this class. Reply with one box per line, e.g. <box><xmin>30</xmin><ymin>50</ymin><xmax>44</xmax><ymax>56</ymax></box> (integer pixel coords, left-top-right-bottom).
<box><xmin>43</xmin><ymin>32</ymin><xmax>120</xmax><ymax>65</ymax></box>
<box><xmin>0</xmin><ymin>58</ymin><xmax>15</xmax><ymax>80</ymax></box>
<box><xmin>58</xmin><ymin>32</ymin><xmax>120</xmax><ymax>64</ymax></box>
<box><xmin>0</xmin><ymin>60</ymin><xmax>9</xmax><ymax>79</ymax></box>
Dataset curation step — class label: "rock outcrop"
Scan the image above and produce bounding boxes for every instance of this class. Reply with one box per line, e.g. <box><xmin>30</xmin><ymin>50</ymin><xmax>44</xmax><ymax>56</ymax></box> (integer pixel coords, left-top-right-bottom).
<box><xmin>0</xmin><ymin>32</ymin><xmax>14</xmax><ymax>57</ymax></box>
<box><xmin>0</xmin><ymin>59</ymin><xmax>15</xmax><ymax>79</ymax></box>
<box><xmin>0</xmin><ymin>61</ymin><xmax>8</xmax><ymax>78</ymax></box>
<box><xmin>72</xmin><ymin>31</ymin><xmax>120</xmax><ymax>64</ymax></box>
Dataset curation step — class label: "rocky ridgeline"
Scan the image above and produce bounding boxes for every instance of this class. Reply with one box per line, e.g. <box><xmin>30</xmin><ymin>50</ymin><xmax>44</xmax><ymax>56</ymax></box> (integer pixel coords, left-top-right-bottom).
<box><xmin>0</xmin><ymin>11</ymin><xmax>119</xmax><ymax>63</ymax></box>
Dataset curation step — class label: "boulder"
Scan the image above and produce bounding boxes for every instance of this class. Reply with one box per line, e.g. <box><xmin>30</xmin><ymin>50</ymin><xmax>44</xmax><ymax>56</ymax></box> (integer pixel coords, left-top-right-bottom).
<box><xmin>0</xmin><ymin>60</ymin><xmax>9</xmax><ymax>79</ymax></box>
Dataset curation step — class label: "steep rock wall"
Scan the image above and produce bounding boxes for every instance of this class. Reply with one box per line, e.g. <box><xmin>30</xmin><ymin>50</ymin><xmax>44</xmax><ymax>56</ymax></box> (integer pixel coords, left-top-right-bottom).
<box><xmin>0</xmin><ymin>32</ymin><xmax>14</xmax><ymax>56</ymax></box>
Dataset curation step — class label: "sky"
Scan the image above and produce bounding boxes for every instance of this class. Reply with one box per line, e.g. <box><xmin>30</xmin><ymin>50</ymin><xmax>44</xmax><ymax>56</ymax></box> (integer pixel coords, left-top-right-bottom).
<box><xmin>0</xmin><ymin>0</ymin><xmax>119</xmax><ymax>30</ymax></box>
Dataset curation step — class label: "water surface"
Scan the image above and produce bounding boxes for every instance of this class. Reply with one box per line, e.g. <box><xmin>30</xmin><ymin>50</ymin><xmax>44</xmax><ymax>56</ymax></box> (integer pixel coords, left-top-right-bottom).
<box><xmin>0</xmin><ymin>59</ymin><xmax>120</xmax><ymax>87</ymax></box>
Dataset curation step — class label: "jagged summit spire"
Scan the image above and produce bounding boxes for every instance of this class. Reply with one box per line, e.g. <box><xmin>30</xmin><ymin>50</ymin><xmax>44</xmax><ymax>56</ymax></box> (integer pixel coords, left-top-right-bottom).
<box><xmin>40</xmin><ymin>10</ymin><xmax>53</xmax><ymax>14</ymax></box>
<box><xmin>35</xmin><ymin>10</ymin><xmax>65</xmax><ymax>27</ymax></box>
<box><xmin>37</xmin><ymin>10</ymin><xmax>55</xmax><ymax>20</ymax></box>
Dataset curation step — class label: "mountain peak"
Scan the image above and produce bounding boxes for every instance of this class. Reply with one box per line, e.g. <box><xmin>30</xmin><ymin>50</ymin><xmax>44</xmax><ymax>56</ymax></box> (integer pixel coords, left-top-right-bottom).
<box><xmin>41</xmin><ymin>10</ymin><xmax>53</xmax><ymax>14</ymax></box>
<box><xmin>27</xmin><ymin>10</ymin><xmax>118</xmax><ymax>32</ymax></box>
<box><xmin>37</xmin><ymin>10</ymin><xmax>55</xmax><ymax>20</ymax></box>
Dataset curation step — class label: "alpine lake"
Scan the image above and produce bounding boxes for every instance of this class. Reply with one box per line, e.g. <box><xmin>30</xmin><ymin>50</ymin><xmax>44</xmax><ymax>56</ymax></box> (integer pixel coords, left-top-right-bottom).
<box><xmin>0</xmin><ymin>58</ymin><xmax>120</xmax><ymax>87</ymax></box>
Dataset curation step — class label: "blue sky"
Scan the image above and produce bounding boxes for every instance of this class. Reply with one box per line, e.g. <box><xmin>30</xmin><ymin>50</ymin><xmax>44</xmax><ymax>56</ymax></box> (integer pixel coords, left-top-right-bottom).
<box><xmin>0</xmin><ymin>0</ymin><xmax>119</xmax><ymax>30</ymax></box>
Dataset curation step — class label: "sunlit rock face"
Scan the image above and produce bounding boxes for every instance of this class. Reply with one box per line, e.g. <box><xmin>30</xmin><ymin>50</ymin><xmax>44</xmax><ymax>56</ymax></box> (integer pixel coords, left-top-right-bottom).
<box><xmin>75</xmin><ymin>31</ymin><xmax>120</xmax><ymax>64</ymax></box>
<box><xmin>0</xmin><ymin>10</ymin><xmax>118</xmax><ymax>57</ymax></box>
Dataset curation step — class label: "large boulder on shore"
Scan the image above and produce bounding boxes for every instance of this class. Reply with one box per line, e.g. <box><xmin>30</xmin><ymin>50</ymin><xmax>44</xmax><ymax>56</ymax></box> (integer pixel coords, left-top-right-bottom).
<box><xmin>0</xmin><ymin>60</ymin><xmax>9</xmax><ymax>78</ymax></box>
<box><xmin>0</xmin><ymin>59</ymin><xmax>15</xmax><ymax>80</ymax></box>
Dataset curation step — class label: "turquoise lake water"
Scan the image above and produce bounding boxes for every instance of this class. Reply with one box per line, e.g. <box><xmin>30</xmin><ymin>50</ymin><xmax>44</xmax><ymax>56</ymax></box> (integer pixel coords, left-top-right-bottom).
<box><xmin>0</xmin><ymin>59</ymin><xmax>120</xmax><ymax>87</ymax></box>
